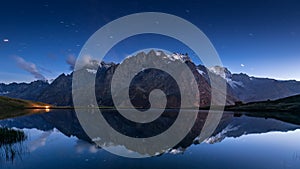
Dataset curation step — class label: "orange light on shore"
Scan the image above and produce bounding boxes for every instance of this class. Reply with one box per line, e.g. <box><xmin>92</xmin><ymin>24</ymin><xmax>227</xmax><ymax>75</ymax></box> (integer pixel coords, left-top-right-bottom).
<box><xmin>45</xmin><ymin>106</ymin><xmax>50</xmax><ymax>112</ymax></box>
<box><xmin>31</xmin><ymin>104</ymin><xmax>40</xmax><ymax>108</ymax></box>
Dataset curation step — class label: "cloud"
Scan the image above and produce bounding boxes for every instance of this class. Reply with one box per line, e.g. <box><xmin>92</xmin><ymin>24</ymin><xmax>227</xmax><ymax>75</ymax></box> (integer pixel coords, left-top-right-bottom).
<box><xmin>38</xmin><ymin>66</ymin><xmax>53</xmax><ymax>74</ymax></box>
<box><xmin>241</xmin><ymin>64</ymin><xmax>245</xmax><ymax>67</ymax></box>
<box><xmin>66</xmin><ymin>54</ymin><xmax>99</xmax><ymax>70</ymax></box>
<box><xmin>28</xmin><ymin>131</ymin><xmax>52</xmax><ymax>152</ymax></box>
<box><xmin>74</xmin><ymin>140</ymin><xmax>100</xmax><ymax>154</ymax></box>
<box><xmin>66</xmin><ymin>54</ymin><xmax>76</xmax><ymax>70</ymax></box>
<box><xmin>14</xmin><ymin>56</ymin><xmax>46</xmax><ymax>80</ymax></box>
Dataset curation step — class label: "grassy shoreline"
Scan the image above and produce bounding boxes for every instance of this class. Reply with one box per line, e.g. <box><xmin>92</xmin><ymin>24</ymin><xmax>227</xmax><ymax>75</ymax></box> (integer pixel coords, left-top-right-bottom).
<box><xmin>1</xmin><ymin>94</ymin><xmax>299</xmax><ymax>121</ymax></box>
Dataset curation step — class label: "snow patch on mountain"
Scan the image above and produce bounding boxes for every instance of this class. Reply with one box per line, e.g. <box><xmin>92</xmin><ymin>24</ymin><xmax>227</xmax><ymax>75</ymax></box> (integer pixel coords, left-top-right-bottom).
<box><xmin>227</xmin><ymin>79</ymin><xmax>244</xmax><ymax>88</ymax></box>
<box><xmin>208</xmin><ymin>66</ymin><xmax>231</xmax><ymax>79</ymax></box>
<box><xmin>155</xmin><ymin>51</ymin><xmax>162</xmax><ymax>56</ymax></box>
<box><xmin>168</xmin><ymin>147</ymin><xmax>185</xmax><ymax>154</ymax></box>
<box><xmin>126</xmin><ymin>50</ymin><xmax>190</xmax><ymax>63</ymax></box>
<box><xmin>203</xmin><ymin>125</ymin><xmax>240</xmax><ymax>144</ymax></box>
<box><xmin>165</xmin><ymin>53</ymin><xmax>190</xmax><ymax>63</ymax></box>
<box><xmin>208</xmin><ymin>65</ymin><xmax>244</xmax><ymax>88</ymax></box>
<box><xmin>47</xmin><ymin>79</ymin><xmax>55</xmax><ymax>84</ymax></box>
<box><xmin>197</xmin><ymin>69</ymin><xmax>205</xmax><ymax>75</ymax></box>
<box><xmin>99</xmin><ymin>61</ymin><xmax>115</xmax><ymax>69</ymax></box>
<box><xmin>86</xmin><ymin>68</ymin><xmax>97</xmax><ymax>74</ymax></box>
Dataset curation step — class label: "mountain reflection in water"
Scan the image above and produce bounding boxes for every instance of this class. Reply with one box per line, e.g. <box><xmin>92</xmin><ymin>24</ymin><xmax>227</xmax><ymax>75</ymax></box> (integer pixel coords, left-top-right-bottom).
<box><xmin>0</xmin><ymin>109</ymin><xmax>299</xmax><ymax>168</ymax></box>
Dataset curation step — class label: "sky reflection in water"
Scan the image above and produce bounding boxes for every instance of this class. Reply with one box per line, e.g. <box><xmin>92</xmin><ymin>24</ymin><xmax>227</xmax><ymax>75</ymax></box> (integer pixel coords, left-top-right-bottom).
<box><xmin>0</xmin><ymin>110</ymin><xmax>300</xmax><ymax>169</ymax></box>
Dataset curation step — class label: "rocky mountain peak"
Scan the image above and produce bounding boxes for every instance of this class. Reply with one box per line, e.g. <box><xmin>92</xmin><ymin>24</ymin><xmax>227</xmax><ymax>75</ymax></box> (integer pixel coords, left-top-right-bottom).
<box><xmin>208</xmin><ymin>66</ymin><xmax>232</xmax><ymax>79</ymax></box>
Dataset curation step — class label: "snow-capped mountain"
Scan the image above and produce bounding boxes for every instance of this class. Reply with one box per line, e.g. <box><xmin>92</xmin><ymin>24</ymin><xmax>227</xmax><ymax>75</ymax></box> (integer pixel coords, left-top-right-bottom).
<box><xmin>127</xmin><ymin>50</ymin><xmax>191</xmax><ymax>63</ymax></box>
<box><xmin>1</xmin><ymin>50</ymin><xmax>300</xmax><ymax>105</ymax></box>
<box><xmin>208</xmin><ymin>66</ymin><xmax>232</xmax><ymax>79</ymax></box>
<box><xmin>207</xmin><ymin>65</ymin><xmax>300</xmax><ymax>102</ymax></box>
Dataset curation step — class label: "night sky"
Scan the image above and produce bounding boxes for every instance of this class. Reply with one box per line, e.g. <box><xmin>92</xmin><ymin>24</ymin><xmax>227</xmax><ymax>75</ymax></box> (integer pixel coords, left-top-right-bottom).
<box><xmin>1</xmin><ymin>0</ymin><xmax>300</xmax><ymax>83</ymax></box>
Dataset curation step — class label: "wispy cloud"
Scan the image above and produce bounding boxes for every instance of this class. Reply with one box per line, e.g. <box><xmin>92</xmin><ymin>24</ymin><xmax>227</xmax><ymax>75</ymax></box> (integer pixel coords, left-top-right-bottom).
<box><xmin>14</xmin><ymin>56</ymin><xmax>46</xmax><ymax>80</ymax></box>
<box><xmin>66</xmin><ymin>54</ymin><xmax>76</xmax><ymax>70</ymax></box>
<box><xmin>28</xmin><ymin>131</ymin><xmax>52</xmax><ymax>152</ymax></box>
<box><xmin>66</xmin><ymin>54</ymin><xmax>99</xmax><ymax>70</ymax></box>
<box><xmin>38</xmin><ymin>65</ymin><xmax>53</xmax><ymax>74</ymax></box>
<box><xmin>74</xmin><ymin>140</ymin><xmax>100</xmax><ymax>154</ymax></box>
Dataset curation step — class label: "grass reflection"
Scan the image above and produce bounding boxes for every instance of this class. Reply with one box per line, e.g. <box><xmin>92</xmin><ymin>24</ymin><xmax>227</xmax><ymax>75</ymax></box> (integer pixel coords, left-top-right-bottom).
<box><xmin>0</xmin><ymin>128</ymin><xmax>27</xmax><ymax>162</ymax></box>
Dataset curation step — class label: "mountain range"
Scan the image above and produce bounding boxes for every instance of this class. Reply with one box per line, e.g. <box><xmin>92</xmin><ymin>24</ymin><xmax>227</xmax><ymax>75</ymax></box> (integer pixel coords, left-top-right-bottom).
<box><xmin>1</xmin><ymin>50</ymin><xmax>300</xmax><ymax>107</ymax></box>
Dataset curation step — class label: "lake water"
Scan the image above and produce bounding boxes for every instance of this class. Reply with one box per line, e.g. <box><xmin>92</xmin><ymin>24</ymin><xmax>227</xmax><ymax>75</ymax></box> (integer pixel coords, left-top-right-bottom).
<box><xmin>1</xmin><ymin>110</ymin><xmax>300</xmax><ymax>169</ymax></box>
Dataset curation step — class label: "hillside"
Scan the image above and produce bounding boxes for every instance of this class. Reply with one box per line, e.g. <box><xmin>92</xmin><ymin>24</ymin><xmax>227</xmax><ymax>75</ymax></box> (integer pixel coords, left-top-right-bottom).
<box><xmin>0</xmin><ymin>96</ymin><xmax>51</xmax><ymax>119</ymax></box>
<box><xmin>0</xmin><ymin>96</ymin><xmax>48</xmax><ymax>109</ymax></box>
<box><xmin>226</xmin><ymin>94</ymin><xmax>300</xmax><ymax>112</ymax></box>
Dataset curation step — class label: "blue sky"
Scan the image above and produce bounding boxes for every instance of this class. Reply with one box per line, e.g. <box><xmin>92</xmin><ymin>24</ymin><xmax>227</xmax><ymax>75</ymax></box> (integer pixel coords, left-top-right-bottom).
<box><xmin>0</xmin><ymin>0</ymin><xmax>300</xmax><ymax>83</ymax></box>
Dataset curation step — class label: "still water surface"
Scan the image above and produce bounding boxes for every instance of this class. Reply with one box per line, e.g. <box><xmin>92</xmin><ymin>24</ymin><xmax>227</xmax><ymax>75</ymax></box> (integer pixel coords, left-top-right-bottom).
<box><xmin>1</xmin><ymin>110</ymin><xmax>300</xmax><ymax>169</ymax></box>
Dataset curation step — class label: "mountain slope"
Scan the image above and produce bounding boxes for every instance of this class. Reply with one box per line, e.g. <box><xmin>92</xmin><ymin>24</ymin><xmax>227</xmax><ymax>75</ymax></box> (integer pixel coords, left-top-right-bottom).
<box><xmin>0</xmin><ymin>96</ymin><xmax>52</xmax><ymax>120</ymax></box>
<box><xmin>226</xmin><ymin>94</ymin><xmax>300</xmax><ymax>112</ymax></box>
<box><xmin>231</xmin><ymin>73</ymin><xmax>300</xmax><ymax>102</ymax></box>
<box><xmin>208</xmin><ymin>66</ymin><xmax>300</xmax><ymax>102</ymax></box>
<box><xmin>37</xmin><ymin>73</ymin><xmax>73</xmax><ymax>106</ymax></box>
<box><xmin>0</xmin><ymin>96</ymin><xmax>50</xmax><ymax>110</ymax></box>
<box><xmin>0</xmin><ymin>80</ymin><xmax>49</xmax><ymax>101</ymax></box>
